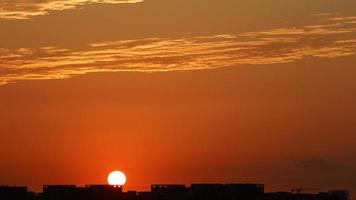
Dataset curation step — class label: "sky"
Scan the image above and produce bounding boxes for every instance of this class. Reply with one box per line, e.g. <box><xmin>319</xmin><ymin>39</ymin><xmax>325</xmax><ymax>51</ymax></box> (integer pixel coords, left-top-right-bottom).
<box><xmin>0</xmin><ymin>0</ymin><xmax>356</xmax><ymax>196</ymax></box>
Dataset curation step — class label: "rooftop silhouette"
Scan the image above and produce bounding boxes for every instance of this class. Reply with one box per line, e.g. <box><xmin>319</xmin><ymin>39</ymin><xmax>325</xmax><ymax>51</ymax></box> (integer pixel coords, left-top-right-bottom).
<box><xmin>0</xmin><ymin>183</ymin><xmax>350</xmax><ymax>200</ymax></box>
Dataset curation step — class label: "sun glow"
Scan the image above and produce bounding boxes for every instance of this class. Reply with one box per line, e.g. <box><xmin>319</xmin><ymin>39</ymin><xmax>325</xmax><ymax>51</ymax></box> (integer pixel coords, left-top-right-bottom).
<box><xmin>107</xmin><ymin>171</ymin><xmax>127</xmax><ymax>186</ymax></box>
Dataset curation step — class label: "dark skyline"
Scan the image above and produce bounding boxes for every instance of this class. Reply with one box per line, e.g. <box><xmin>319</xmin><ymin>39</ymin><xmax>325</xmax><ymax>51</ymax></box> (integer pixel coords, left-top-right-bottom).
<box><xmin>0</xmin><ymin>183</ymin><xmax>350</xmax><ymax>200</ymax></box>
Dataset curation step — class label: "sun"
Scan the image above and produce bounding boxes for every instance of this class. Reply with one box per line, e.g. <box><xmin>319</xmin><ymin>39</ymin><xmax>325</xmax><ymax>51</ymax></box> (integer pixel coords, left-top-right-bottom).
<box><xmin>107</xmin><ymin>171</ymin><xmax>127</xmax><ymax>186</ymax></box>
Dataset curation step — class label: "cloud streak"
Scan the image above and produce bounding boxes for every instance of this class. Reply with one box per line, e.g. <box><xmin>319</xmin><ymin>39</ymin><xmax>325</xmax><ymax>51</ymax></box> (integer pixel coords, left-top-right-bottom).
<box><xmin>1</xmin><ymin>15</ymin><xmax>356</xmax><ymax>85</ymax></box>
<box><xmin>0</xmin><ymin>0</ymin><xmax>143</xmax><ymax>20</ymax></box>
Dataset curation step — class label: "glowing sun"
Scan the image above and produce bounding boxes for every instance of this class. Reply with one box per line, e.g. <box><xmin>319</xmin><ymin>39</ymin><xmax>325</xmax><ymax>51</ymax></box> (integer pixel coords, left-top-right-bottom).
<box><xmin>107</xmin><ymin>171</ymin><xmax>126</xmax><ymax>186</ymax></box>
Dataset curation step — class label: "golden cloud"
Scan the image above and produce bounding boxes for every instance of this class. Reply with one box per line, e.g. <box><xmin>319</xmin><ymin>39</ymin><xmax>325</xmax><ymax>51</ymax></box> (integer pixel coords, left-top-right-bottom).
<box><xmin>0</xmin><ymin>15</ymin><xmax>356</xmax><ymax>85</ymax></box>
<box><xmin>0</xmin><ymin>0</ymin><xmax>143</xmax><ymax>19</ymax></box>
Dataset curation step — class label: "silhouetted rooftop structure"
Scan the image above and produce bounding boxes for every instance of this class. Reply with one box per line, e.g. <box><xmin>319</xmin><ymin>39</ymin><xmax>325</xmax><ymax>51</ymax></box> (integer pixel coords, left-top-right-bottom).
<box><xmin>151</xmin><ymin>184</ymin><xmax>186</xmax><ymax>193</ymax></box>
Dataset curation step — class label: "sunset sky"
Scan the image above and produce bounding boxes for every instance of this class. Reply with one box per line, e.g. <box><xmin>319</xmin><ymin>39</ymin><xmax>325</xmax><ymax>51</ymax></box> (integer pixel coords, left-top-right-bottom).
<box><xmin>0</xmin><ymin>0</ymin><xmax>355</xmax><ymax>196</ymax></box>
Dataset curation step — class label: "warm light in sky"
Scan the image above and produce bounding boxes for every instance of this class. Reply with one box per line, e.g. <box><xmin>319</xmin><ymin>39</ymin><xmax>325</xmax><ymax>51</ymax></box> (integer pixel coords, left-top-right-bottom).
<box><xmin>0</xmin><ymin>0</ymin><xmax>355</xmax><ymax>195</ymax></box>
<box><xmin>107</xmin><ymin>171</ymin><xmax>127</xmax><ymax>186</ymax></box>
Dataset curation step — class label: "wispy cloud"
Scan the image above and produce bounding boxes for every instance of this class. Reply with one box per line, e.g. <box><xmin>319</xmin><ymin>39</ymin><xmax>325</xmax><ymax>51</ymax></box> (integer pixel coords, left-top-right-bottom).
<box><xmin>1</xmin><ymin>14</ymin><xmax>356</xmax><ymax>85</ymax></box>
<box><xmin>0</xmin><ymin>0</ymin><xmax>143</xmax><ymax>20</ymax></box>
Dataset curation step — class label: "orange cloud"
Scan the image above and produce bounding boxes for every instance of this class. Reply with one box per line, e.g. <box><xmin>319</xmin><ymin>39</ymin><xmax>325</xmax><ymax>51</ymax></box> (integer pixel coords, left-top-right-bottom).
<box><xmin>0</xmin><ymin>15</ymin><xmax>356</xmax><ymax>85</ymax></box>
<box><xmin>0</xmin><ymin>0</ymin><xmax>143</xmax><ymax>20</ymax></box>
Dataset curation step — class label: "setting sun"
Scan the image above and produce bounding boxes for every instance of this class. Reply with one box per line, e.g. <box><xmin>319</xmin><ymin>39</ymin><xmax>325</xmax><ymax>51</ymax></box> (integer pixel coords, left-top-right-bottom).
<box><xmin>107</xmin><ymin>171</ymin><xmax>126</xmax><ymax>186</ymax></box>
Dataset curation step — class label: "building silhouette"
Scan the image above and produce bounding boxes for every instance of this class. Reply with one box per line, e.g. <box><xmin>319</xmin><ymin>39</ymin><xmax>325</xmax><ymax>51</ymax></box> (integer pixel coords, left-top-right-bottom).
<box><xmin>0</xmin><ymin>183</ymin><xmax>350</xmax><ymax>200</ymax></box>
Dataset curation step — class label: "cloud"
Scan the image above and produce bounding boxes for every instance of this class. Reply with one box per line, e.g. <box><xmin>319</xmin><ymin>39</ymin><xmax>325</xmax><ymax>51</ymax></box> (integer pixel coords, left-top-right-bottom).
<box><xmin>0</xmin><ymin>14</ymin><xmax>356</xmax><ymax>85</ymax></box>
<box><xmin>0</xmin><ymin>0</ymin><xmax>143</xmax><ymax>20</ymax></box>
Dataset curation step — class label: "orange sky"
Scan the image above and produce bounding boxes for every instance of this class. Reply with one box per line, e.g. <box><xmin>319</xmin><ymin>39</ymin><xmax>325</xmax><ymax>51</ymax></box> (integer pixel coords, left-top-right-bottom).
<box><xmin>0</xmin><ymin>0</ymin><xmax>355</xmax><ymax>197</ymax></box>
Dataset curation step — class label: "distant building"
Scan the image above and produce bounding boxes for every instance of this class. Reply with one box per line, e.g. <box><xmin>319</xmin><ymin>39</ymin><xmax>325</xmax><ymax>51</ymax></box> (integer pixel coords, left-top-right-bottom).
<box><xmin>43</xmin><ymin>185</ymin><xmax>123</xmax><ymax>200</ymax></box>
<box><xmin>151</xmin><ymin>184</ymin><xmax>187</xmax><ymax>200</ymax></box>
<box><xmin>0</xmin><ymin>186</ymin><xmax>34</xmax><ymax>200</ymax></box>
<box><xmin>85</xmin><ymin>185</ymin><xmax>123</xmax><ymax>200</ymax></box>
<box><xmin>190</xmin><ymin>184</ymin><xmax>264</xmax><ymax>200</ymax></box>
<box><xmin>43</xmin><ymin>185</ymin><xmax>77</xmax><ymax>200</ymax></box>
<box><xmin>151</xmin><ymin>184</ymin><xmax>186</xmax><ymax>193</ymax></box>
<box><xmin>328</xmin><ymin>191</ymin><xmax>350</xmax><ymax>200</ymax></box>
